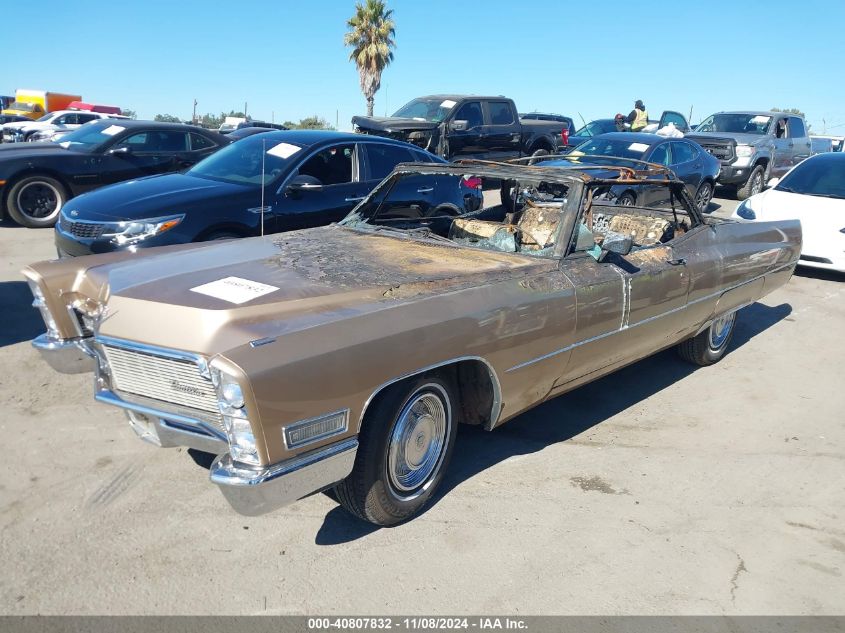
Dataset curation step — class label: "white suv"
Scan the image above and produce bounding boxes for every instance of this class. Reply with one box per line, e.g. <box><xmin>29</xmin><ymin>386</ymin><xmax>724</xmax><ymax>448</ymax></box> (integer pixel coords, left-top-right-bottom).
<box><xmin>0</xmin><ymin>111</ymin><xmax>127</xmax><ymax>143</ymax></box>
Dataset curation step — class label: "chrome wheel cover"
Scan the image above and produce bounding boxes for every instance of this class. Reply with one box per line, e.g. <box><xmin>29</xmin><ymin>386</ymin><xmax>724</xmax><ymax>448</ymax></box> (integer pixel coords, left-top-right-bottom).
<box><xmin>620</xmin><ymin>195</ymin><xmax>634</xmax><ymax>206</ymax></box>
<box><xmin>709</xmin><ymin>312</ymin><xmax>736</xmax><ymax>350</ymax></box>
<box><xmin>387</xmin><ymin>384</ymin><xmax>451</xmax><ymax>498</ymax></box>
<box><xmin>17</xmin><ymin>181</ymin><xmax>62</xmax><ymax>219</ymax></box>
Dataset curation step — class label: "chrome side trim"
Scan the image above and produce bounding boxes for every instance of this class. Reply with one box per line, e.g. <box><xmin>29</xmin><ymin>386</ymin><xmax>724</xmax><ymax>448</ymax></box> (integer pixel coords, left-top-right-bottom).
<box><xmin>31</xmin><ymin>334</ymin><xmax>95</xmax><ymax>374</ymax></box>
<box><xmin>506</xmin><ymin>260</ymin><xmax>797</xmax><ymax>373</ymax></box>
<box><xmin>357</xmin><ymin>356</ymin><xmax>503</xmax><ymax>433</ymax></box>
<box><xmin>211</xmin><ymin>437</ymin><xmax>359</xmax><ymax>516</ymax></box>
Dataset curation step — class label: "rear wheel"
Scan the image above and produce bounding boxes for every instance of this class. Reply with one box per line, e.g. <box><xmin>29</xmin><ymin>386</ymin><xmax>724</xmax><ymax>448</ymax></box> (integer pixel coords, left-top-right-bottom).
<box><xmin>694</xmin><ymin>180</ymin><xmax>714</xmax><ymax>213</ymax></box>
<box><xmin>528</xmin><ymin>148</ymin><xmax>549</xmax><ymax>165</ymax></box>
<box><xmin>6</xmin><ymin>175</ymin><xmax>68</xmax><ymax>228</ymax></box>
<box><xmin>617</xmin><ymin>192</ymin><xmax>636</xmax><ymax>207</ymax></box>
<box><xmin>334</xmin><ymin>376</ymin><xmax>456</xmax><ymax>526</ymax></box>
<box><xmin>736</xmin><ymin>165</ymin><xmax>764</xmax><ymax>200</ymax></box>
<box><xmin>677</xmin><ymin>311</ymin><xmax>737</xmax><ymax>366</ymax></box>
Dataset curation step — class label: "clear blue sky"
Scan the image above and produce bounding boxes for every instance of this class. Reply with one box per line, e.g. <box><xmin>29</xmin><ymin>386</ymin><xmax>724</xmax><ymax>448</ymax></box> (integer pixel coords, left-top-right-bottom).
<box><xmin>3</xmin><ymin>0</ymin><xmax>842</xmax><ymax>134</ymax></box>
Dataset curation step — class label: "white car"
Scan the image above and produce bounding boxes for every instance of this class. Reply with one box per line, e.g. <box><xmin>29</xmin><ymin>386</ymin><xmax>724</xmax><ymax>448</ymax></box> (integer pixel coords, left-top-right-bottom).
<box><xmin>732</xmin><ymin>153</ymin><xmax>845</xmax><ymax>274</ymax></box>
<box><xmin>0</xmin><ymin>111</ymin><xmax>125</xmax><ymax>143</ymax></box>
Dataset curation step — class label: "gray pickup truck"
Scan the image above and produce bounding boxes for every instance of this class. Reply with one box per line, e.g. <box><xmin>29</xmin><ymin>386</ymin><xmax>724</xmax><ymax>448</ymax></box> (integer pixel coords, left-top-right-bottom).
<box><xmin>352</xmin><ymin>95</ymin><xmax>567</xmax><ymax>161</ymax></box>
<box><xmin>688</xmin><ymin>111</ymin><xmax>812</xmax><ymax>199</ymax></box>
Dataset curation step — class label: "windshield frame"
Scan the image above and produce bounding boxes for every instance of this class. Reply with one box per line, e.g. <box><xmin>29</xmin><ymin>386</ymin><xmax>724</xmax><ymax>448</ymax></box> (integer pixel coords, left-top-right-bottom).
<box><xmin>187</xmin><ymin>134</ymin><xmax>305</xmax><ymax>187</ymax></box>
<box><xmin>391</xmin><ymin>97</ymin><xmax>457</xmax><ymax>123</ymax></box>
<box><xmin>696</xmin><ymin>113</ymin><xmax>773</xmax><ymax>135</ymax></box>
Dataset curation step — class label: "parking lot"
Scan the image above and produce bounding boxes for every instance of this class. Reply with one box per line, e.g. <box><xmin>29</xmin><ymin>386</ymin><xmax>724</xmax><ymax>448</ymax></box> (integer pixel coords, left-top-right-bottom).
<box><xmin>1</xmin><ymin>191</ymin><xmax>843</xmax><ymax>616</ymax></box>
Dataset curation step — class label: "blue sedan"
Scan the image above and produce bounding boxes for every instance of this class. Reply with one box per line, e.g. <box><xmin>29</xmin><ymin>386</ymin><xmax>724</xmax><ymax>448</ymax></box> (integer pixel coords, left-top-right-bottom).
<box><xmin>548</xmin><ymin>132</ymin><xmax>720</xmax><ymax>212</ymax></box>
<box><xmin>54</xmin><ymin>130</ymin><xmax>483</xmax><ymax>257</ymax></box>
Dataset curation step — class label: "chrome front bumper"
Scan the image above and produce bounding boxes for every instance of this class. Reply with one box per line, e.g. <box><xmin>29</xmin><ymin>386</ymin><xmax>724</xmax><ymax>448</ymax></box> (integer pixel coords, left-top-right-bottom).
<box><xmin>211</xmin><ymin>438</ymin><xmax>359</xmax><ymax>516</ymax></box>
<box><xmin>32</xmin><ymin>334</ymin><xmax>96</xmax><ymax>374</ymax></box>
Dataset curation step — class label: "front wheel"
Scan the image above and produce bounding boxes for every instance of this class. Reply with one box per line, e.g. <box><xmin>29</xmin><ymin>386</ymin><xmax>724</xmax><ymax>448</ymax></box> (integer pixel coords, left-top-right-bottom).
<box><xmin>334</xmin><ymin>376</ymin><xmax>456</xmax><ymax>526</ymax></box>
<box><xmin>736</xmin><ymin>165</ymin><xmax>764</xmax><ymax>201</ymax></box>
<box><xmin>6</xmin><ymin>175</ymin><xmax>68</xmax><ymax>228</ymax></box>
<box><xmin>617</xmin><ymin>192</ymin><xmax>636</xmax><ymax>206</ymax></box>
<box><xmin>677</xmin><ymin>311</ymin><xmax>737</xmax><ymax>366</ymax></box>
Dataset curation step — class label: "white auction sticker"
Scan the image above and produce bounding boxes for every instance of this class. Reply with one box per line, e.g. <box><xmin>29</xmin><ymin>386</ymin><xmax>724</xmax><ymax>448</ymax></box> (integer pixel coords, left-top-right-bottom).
<box><xmin>628</xmin><ymin>142</ymin><xmax>650</xmax><ymax>152</ymax></box>
<box><xmin>101</xmin><ymin>125</ymin><xmax>126</xmax><ymax>136</ymax></box>
<box><xmin>440</xmin><ymin>99</ymin><xmax>456</xmax><ymax>108</ymax></box>
<box><xmin>190</xmin><ymin>276</ymin><xmax>279</xmax><ymax>304</ymax></box>
<box><xmin>266</xmin><ymin>142</ymin><xmax>301</xmax><ymax>159</ymax></box>
<box><xmin>751</xmin><ymin>115</ymin><xmax>770</xmax><ymax>124</ymax></box>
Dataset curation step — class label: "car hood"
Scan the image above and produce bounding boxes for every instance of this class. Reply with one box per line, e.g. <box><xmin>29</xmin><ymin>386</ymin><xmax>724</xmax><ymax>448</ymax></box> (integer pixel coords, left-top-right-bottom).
<box><xmin>741</xmin><ymin>188</ymin><xmax>844</xmax><ymax>252</ymax></box>
<box><xmin>687</xmin><ymin>132</ymin><xmax>770</xmax><ymax>146</ymax></box>
<box><xmin>352</xmin><ymin>116</ymin><xmax>440</xmax><ymax>133</ymax></box>
<box><xmin>0</xmin><ymin>143</ymin><xmax>73</xmax><ymax>158</ymax></box>
<box><xmin>1</xmin><ymin>121</ymin><xmax>32</xmax><ymax>132</ymax></box>
<box><xmin>62</xmin><ymin>173</ymin><xmax>254</xmax><ymax>221</ymax></box>
<box><xmin>30</xmin><ymin>225</ymin><xmax>546</xmax><ymax>354</ymax></box>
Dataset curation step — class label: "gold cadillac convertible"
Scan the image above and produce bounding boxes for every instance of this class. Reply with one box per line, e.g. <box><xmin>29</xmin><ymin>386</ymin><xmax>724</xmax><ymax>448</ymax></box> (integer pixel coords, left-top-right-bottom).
<box><xmin>24</xmin><ymin>160</ymin><xmax>801</xmax><ymax>525</ymax></box>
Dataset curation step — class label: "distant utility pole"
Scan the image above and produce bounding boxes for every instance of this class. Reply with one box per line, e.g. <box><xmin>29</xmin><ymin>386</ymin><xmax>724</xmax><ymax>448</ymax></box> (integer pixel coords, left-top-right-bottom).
<box><xmin>336</xmin><ymin>109</ymin><xmax>339</xmax><ymax>130</ymax></box>
<box><xmin>272</xmin><ymin>111</ymin><xmax>275</xmax><ymax>123</ymax></box>
<box><xmin>244</xmin><ymin>102</ymin><xmax>248</xmax><ymax>118</ymax></box>
<box><xmin>192</xmin><ymin>99</ymin><xmax>197</xmax><ymax>124</ymax></box>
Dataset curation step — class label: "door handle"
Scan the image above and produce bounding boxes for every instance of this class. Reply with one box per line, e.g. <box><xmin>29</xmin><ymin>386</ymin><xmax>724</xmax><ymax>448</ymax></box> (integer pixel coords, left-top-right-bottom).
<box><xmin>344</xmin><ymin>196</ymin><xmax>365</xmax><ymax>202</ymax></box>
<box><xmin>667</xmin><ymin>258</ymin><xmax>687</xmax><ymax>266</ymax></box>
<box><xmin>416</xmin><ymin>187</ymin><xmax>434</xmax><ymax>194</ymax></box>
<box><xmin>788</xmin><ymin>142</ymin><xmax>794</xmax><ymax>147</ymax></box>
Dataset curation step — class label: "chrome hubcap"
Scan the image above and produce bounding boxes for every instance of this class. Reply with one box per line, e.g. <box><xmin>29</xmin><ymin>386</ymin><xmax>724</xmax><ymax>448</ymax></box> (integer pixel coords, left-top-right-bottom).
<box><xmin>709</xmin><ymin>312</ymin><xmax>736</xmax><ymax>350</ymax></box>
<box><xmin>388</xmin><ymin>386</ymin><xmax>450</xmax><ymax>496</ymax></box>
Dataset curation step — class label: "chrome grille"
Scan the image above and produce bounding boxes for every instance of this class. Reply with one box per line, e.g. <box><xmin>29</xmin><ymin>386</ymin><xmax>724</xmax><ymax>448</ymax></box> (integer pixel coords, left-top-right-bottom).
<box><xmin>102</xmin><ymin>344</ymin><xmax>220</xmax><ymax>416</ymax></box>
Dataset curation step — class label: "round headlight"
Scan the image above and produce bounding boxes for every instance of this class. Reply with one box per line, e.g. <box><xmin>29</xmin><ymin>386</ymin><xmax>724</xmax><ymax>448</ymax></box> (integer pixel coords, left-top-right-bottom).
<box><xmin>222</xmin><ymin>381</ymin><xmax>245</xmax><ymax>409</ymax></box>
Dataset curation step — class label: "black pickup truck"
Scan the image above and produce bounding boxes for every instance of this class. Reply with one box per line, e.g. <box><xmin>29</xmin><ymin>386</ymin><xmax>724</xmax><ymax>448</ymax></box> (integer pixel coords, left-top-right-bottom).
<box><xmin>352</xmin><ymin>95</ymin><xmax>567</xmax><ymax>161</ymax></box>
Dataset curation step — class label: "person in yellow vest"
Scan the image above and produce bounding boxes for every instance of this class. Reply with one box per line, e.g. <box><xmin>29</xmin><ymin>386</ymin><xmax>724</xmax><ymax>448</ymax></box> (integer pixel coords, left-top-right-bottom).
<box><xmin>626</xmin><ymin>100</ymin><xmax>649</xmax><ymax>131</ymax></box>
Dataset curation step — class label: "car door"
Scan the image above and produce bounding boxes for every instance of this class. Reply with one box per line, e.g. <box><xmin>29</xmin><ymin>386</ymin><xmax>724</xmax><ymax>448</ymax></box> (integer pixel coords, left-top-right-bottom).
<box><xmin>481</xmin><ymin>100</ymin><xmax>522</xmax><ymax>159</ymax></box>
<box><xmin>635</xmin><ymin>142</ymin><xmax>671</xmax><ymax>206</ymax></box>
<box><xmin>275</xmin><ymin>143</ymin><xmax>367</xmax><ymax>231</ymax></box>
<box><xmin>101</xmin><ymin>130</ymin><xmax>192</xmax><ymax>182</ymax></box>
<box><xmin>788</xmin><ymin>117</ymin><xmax>812</xmax><ymax>166</ymax></box>
<box><xmin>188</xmin><ymin>132</ymin><xmax>222</xmax><ymax>165</ymax></box>
<box><xmin>771</xmin><ymin>115</ymin><xmax>792</xmax><ymax>177</ymax></box>
<box><xmin>359</xmin><ymin>141</ymin><xmax>438</xmax><ymax>215</ymax></box>
<box><xmin>556</xmin><ymin>208</ymin><xmax>692</xmax><ymax>386</ymax></box>
<box><xmin>668</xmin><ymin>140</ymin><xmax>705</xmax><ymax>196</ymax></box>
<box><xmin>445</xmin><ymin>100</ymin><xmax>485</xmax><ymax>159</ymax></box>
<box><xmin>658</xmin><ymin>110</ymin><xmax>690</xmax><ymax>133</ymax></box>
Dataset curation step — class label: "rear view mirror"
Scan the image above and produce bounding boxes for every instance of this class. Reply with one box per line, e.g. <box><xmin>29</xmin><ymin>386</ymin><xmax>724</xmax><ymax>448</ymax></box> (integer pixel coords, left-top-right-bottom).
<box><xmin>287</xmin><ymin>175</ymin><xmax>323</xmax><ymax>193</ymax></box>
<box><xmin>597</xmin><ymin>231</ymin><xmax>633</xmax><ymax>262</ymax></box>
<box><xmin>451</xmin><ymin>120</ymin><xmax>468</xmax><ymax>132</ymax></box>
<box><xmin>766</xmin><ymin>177</ymin><xmax>780</xmax><ymax>189</ymax></box>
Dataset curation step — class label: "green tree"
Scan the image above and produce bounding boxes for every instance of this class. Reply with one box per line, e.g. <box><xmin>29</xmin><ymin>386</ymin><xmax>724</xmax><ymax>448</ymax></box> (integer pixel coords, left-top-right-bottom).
<box><xmin>283</xmin><ymin>116</ymin><xmax>335</xmax><ymax>130</ymax></box>
<box><xmin>120</xmin><ymin>109</ymin><xmax>137</xmax><ymax>120</ymax></box>
<box><xmin>344</xmin><ymin>0</ymin><xmax>395</xmax><ymax>117</ymax></box>
<box><xmin>154</xmin><ymin>114</ymin><xmax>182</xmax><ymax>123</ymax></box>
<box><xmin>771</xmin><ymin>107</ymin><xmax>805</xmax><ymax>117</ymax></box>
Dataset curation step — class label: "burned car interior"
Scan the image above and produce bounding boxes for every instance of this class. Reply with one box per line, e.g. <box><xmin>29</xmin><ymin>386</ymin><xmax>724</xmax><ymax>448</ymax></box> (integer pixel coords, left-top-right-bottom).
<box><xmin>340</xmin><ymin>159</ymin><xmax>702</xmax><ymax>260</ymax></box>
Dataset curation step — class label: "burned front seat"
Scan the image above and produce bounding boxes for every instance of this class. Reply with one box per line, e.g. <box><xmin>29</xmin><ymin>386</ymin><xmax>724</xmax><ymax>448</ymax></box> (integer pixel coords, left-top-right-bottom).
<box><xmin>606</xmin><ymin>213</ymin><xmax>671</xmax><ymax>247</ymax></box>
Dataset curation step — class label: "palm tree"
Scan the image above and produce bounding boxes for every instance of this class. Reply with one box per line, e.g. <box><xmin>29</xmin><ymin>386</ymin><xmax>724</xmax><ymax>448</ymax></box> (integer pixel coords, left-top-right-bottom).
<box><xmin>344</xmin><ymin>0</ymin><xmax>396</xmax><ymax>117</ymax></box>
